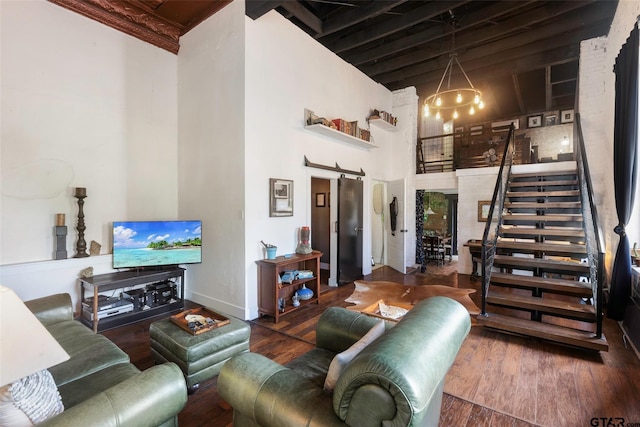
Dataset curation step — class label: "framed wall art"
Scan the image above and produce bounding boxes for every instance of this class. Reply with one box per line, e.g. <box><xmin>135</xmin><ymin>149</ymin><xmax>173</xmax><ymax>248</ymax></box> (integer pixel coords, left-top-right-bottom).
<box><xmin>527</xmin><ymin>115</ymin><xmax>542</xmax><ymax>128</ymax></box>
<box><xmin>315</xmin><ymin>193</ymin><xmax>326</xmax><ymax>207</ymax></box>
<box><xmin>470</xmin><ymin>125</ymin><xmax>483</xmax><ymax>136</ymax></box>
<box><xmin>560</xmin><ymin>109</ymin><xmax>574</xmax><ymax>124</ymax></box>
<box><xmin>270</xmin><ymin>178</ymin><xmax>293</xmax><ymax>217</ymax></box>
<box><xmin>477</xmin><ymin>200</ymin><xmax>492</xmax><ymax>222</ymax></box>
<box><xmin>544</xmin><ymin>112</ymin><xmax>558</xmax><ymax>126</ymax></box>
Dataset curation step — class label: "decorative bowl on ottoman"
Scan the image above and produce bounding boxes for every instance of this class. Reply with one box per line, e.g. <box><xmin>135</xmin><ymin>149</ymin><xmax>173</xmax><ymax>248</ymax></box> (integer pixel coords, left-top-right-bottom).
<box><xmin>150</xmin><ymin>309</ymin><xmax>250</xmax><ymax>393</ymax></box>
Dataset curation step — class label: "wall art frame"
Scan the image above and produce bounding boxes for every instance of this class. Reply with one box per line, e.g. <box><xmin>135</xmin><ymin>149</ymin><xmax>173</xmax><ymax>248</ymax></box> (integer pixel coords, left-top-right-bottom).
<box><xmin>544</xmin><ymin>112</ymin><xmax>558</xmax><ymax>126</ymax></box>
<box><xmin>560</xmin><ymin>109</ymin><xmax>574</xmax><ymax>124</ymax></box>
<box><xmin>270</xmin><ymin>178</ymin><xmax>293</xmax><ymax>217</ymax></box>
<box><xmin>527</xmin><ymin>114</ymin><xmax>542</xmax><ymax>128</ymax></box>
<box><xmin>315</xmin><ymin>193</ymin><xmax>326</xmax><ymax>207</ymax></box>
<box><xmin>477</xmin><ymin>200</ymin><xmax>492</xmax><ymax>222</ymax></box>
<box><xmin>469</xmin><ymin>125</ymin><xmax>483</xmax><ymax>136</ymax></box>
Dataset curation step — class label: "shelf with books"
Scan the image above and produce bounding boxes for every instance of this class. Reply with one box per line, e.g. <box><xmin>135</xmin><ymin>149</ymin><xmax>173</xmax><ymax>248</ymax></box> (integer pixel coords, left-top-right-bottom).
<box><xmin>369</xmin><ymin>117</ymin><xmax>397</xmax><ymax>131</ymax></box>
<box><xmin>304</xmin><ymin>123</ymin><xmax>378</xmax><ymax>149</ymax></box>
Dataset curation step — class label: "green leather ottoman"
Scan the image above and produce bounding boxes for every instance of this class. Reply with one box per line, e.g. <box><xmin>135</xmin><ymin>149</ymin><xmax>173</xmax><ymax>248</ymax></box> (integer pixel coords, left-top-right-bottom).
<box><xmin>149</xmin><ymin>313</ymin><xmax>250</xmax><ymax>393</ymax></box>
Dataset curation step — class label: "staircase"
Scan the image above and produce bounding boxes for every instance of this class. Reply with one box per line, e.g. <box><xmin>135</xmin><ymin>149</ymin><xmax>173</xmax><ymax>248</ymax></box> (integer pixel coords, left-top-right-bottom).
<box><xmin>476</xmin><ymin>168</ymin><xmax>608</xmax><ymax>351</ymax></box>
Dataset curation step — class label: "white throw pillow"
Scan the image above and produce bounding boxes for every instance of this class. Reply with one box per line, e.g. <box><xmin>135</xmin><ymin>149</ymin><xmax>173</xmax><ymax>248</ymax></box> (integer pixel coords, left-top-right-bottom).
<box><xmin>324</xmin><ymin>320</ymin><xmax>385</xmax><ymax>392</ymax></box>
<box><xmin>0</xmin><ymin>370</ymin><xmax>64</xmax><ymax>426</ymax></box>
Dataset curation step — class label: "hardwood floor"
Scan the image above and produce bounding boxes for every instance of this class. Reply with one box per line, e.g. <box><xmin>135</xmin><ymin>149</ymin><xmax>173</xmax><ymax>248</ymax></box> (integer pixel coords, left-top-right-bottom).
<box><xmin>103</xmin><ymin>263</ymin><xmax>640</xmax><ymax>427</ymax></box>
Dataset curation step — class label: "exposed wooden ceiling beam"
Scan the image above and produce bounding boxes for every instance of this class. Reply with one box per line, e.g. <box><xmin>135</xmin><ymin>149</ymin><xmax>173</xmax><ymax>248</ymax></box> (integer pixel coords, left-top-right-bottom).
<box><xmin>363</xmin><ymin>0</ymin><xmax>603</xmax><ymax>78</ymax></box>
<box><xmin>410</xmin><ymin>43</ymin><xmax>581</xmax><ymax>96</ymax></box>
<box><xmin>344</xmin><ymin>1</ymin><xmax>536</xmax><ymax>66</ymax></box>
<box><xmin>246</xmin><ymin>1</ymin><xmax>284</xmax><ymax>20</ymax></box>
<box><xmin>280</xmin><ymin>1</ymin><xmax>323</xmax><ymax>34</ymax></box>
<box><xmin>323</xmin><ymin>1</ymin><xmax>470</xmax><ymax>54</ymax></box>
<box><xmin>379</xmin><ymin>19</ymin><xmax>610</xmax><ymax>87</ymax></box>
<box><xmin>319</xmin><ymin>0</ymin><xmax>406</xmax><ymax>38</ymax></box>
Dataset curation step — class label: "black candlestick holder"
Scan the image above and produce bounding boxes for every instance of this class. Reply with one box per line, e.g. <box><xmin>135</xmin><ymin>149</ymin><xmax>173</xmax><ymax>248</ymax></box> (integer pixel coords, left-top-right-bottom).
<box><xmin>74</xmin><ymin>193</ymin><xmax>89</xmax><ymax>258</ymax></box>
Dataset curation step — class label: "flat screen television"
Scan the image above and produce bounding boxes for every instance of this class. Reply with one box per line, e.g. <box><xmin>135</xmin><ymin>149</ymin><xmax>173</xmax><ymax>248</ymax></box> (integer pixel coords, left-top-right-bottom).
<box><xmin>113</xmin><ymin>220</ymin><xmax>202</xmax><ymax>269</ymax></box>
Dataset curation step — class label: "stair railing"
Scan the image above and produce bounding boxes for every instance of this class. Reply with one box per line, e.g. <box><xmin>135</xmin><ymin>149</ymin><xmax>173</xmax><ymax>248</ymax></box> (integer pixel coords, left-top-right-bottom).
<box><xmin>481</xmin><ymin>123</ymin><xmax>517</xmax><ymax>315</ymax></box>
<box><xmin>575</xmin><ymin>113</ymin><xmax>606</xmax><ymax>338</ymax></box>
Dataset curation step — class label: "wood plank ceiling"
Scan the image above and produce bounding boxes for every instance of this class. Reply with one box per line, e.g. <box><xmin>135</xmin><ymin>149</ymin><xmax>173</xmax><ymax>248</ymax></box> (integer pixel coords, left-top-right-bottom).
<box><xmin>49</xmin><ymin>0</ymin><xmax>618</xmax><ymax>123</ymax></box>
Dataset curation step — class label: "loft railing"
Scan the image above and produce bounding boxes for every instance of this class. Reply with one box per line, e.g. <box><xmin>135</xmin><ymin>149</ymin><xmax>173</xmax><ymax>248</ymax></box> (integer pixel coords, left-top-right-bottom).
<box><xmin>480</xmin><ymin>124</ymin><xmax>517</xmax><ymax>315</ymax></box>
<box><xmin>575</xmin><ymin>113</ymin><xmax>606</xmax><ymax>338</ymax></box>
<box><xmin>416</xmin><ymin>129</ymin><xmax>532</xmax><ymax>174</ymax></box>
<box><xmin>417</xmin><ymin>133</ymin><xmax>455</xmax><ymax>173</ymax></box>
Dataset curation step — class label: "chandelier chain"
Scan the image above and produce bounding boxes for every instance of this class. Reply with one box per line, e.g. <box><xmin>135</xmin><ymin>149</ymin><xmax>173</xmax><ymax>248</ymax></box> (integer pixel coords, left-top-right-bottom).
<box><xmin>423</xmin><ymin>21</ymin><xmax>485</xmax><ymax>120</ymax></box>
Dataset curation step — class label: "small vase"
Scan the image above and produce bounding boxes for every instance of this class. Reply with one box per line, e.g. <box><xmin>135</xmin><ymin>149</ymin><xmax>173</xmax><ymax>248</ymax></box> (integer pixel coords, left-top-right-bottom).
<box><xmin>296</xmin><ymin>226</ymin><xmax>312</xmax><ymax>254</ymax></box>
<box><xmin>297</xmin><ymin>284</ymin><xmax>313</xmax><ymax>300</ymax></box>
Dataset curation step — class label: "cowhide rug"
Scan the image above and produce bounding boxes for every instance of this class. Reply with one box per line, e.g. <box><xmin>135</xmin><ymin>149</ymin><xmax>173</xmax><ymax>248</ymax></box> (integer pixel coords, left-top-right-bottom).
<box><xmin>345</xmin><ymin>280</ymin><xmax>480</xmax><ymax>318</ymax></box>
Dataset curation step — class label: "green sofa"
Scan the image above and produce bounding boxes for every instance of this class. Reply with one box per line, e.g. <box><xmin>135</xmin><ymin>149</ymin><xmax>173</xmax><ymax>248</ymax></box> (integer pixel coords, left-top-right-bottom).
<box><xmin>24</xmin><ymin>293</ymin><xmax>188</xmax><ymax>427</ymax></box>
<box><xmin>218</xmin><ymin>296</ymin><xmax>471</xmax><ymax>426</ymax></box>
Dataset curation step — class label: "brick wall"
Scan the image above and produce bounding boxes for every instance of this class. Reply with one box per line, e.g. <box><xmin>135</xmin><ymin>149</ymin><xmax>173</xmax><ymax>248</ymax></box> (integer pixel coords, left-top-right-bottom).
<box><xmin>579</xmin><ymin>4</ymin><xmax>640</xmax><ymax>276</ymax></box>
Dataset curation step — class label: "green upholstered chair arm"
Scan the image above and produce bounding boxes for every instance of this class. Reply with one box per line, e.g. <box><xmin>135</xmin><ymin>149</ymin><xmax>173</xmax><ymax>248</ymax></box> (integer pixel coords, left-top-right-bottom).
<box><xmin>220</xmin><ymin>297</ymin><xmax>470</xmax><ymax>427</ymax></box>
<box><xmin>39</xmin><ymin>363</ymin><xmax>187</xmax><ymax>427</ymax></box>
<box><xmin>218</xmin><ymin>352</ymin><xmax>345</xmax><ymax>427</ymax></box>
<box><xmin>25</xmin><ymin>293</ymin><xmax>74</xmax><ymax>326</ymax></box>
<box><xmin>315</xmin><ymin>306</ymin><xmax>386</xmax><ymax>353</ymax></box>
<box><xmin>333</xmin><ymin>296</ymin><xmax>471</xmax><ymax>427</ymax></box>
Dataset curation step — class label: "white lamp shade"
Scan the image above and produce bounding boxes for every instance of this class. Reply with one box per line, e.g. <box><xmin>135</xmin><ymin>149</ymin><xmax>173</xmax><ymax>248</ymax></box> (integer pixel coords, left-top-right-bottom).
<box><xmin>0</xmin><ymin>286</ymin><xmax>70</xmax><ymax>387</ymax></box>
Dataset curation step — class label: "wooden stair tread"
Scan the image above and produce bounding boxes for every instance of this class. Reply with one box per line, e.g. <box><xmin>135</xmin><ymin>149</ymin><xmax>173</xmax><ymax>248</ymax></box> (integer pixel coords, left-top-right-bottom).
<box><xmin>486</xmin><ymin>291</ymin><xmax>595</xmax><ymax>320</ymax></box>
<box><xmin>510</xmin><ymin>170</ymin><xmax>577</xmax><ymax>179</ymax></box>
<box><xmin>504</xmin><ymin>201</ymin><xmax>581</xmax><ymax>209</ymax></box>
<box><xmin>503</xmin><ymin>214</ymin><xmax>582</xmax><ymax>222</ymax></box>
<box><xmin>506</xmin><ymin>190</ymin><xmax>579</xmax><ymax>197</ymax></box>
<box><xmin>489</xmin><ymin>272</ymin><xmax>592</xmax><ymax>296</ymax></box>
<box><xmin>488</xmin><ymin>255</ymin><xmax>589</xmax><ymax>273</ymax></box>
<box><xmin>496</xmin><ymin>241</ymin><xmax>587</xmax><ymax>255</ymax></box>
<box><xmin>500</xmin><ymin>227</ymin><xmax>585</xmax><ymax>238</ymax></box>
<box><xmin>476</xmin><ymin>313</ymin><xmax>608</xmax><ymax>351</ymax></box>
<box><xmin>509</xmin><ymin>179</ymin><xmax>578</xmax><ymax>188</ymax></box>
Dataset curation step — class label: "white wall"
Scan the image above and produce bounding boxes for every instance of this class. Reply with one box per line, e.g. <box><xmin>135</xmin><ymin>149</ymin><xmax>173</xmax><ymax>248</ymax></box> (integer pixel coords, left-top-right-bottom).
<box><xmin>0</xmin><ymin>1</ymin><xmax>418</xmax><ymax>319</ymax></box>
<box><xmin>243</xmin><ymin>11</ymin><xmax>415</xmax><ymax>318</ymax></box>
<box><xmin>1</xmin><ymin>1</ymin><xmax>178</xmax><ymax>303</ymax></box>
<box><xmin>524</xmin><ymin>123</ymin><xmax>573</xmax><ymax>161</ymax></box>
<box><xmin>450</xmin><ymin>162</ymin><xmax>578</xmax><ymax>275</ymax></box>
<box><xmin>177</xmin><ymin>0</ymin><xmax>246</xmax><ymax>318</ymax></box>
<box><xmin>392</xmin><ymin>88</ymin><xmax>420</xmax><ymax>269</ymax></box>
<box><xmin>455</xmin><ymin>167</ymin><xmax>498</xmax><ymax>274</ymax></box>
<box><xmin>579</xmin><ymin>2</ymin><xmax>640</xmax><ymax>275</ymax></box>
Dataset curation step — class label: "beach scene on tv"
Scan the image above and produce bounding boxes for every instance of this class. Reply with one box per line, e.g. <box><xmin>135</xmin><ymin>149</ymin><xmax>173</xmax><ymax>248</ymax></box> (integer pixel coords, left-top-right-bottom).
<box><xmin>113</xmin><ymin>221</ymin><xmax>202</xmax><ymax>268</ymax></box>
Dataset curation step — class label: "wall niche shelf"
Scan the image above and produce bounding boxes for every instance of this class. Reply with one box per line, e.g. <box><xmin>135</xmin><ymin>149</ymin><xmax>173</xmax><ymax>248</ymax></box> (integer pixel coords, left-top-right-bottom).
<box><xmin>305</xmin><ymin>123</ymin><xmax>378</xmax><ymax>149</ymax></box>
<box><xmin>369</xmin><ymin>117</ymin><xmax>397</xmax><ymax>131</ymax></box>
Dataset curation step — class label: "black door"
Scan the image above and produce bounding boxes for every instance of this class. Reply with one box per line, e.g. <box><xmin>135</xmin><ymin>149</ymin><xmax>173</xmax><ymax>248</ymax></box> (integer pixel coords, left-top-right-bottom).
<box><xmin>337</xmin><ymin>176</ymin><xmax>363</xmax><ymax>284</ymax></box>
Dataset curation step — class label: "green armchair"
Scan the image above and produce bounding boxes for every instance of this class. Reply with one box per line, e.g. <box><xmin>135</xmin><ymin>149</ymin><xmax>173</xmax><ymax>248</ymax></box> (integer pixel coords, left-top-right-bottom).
<box><xmin>218</xmin><ymin>296</ymin><xmax>471</xmax><ymax>426</ymax></box>
<box><xmin>23</xmin><ymin>293</ymin><xmax>187</xmax><ymax>427</ymax></box>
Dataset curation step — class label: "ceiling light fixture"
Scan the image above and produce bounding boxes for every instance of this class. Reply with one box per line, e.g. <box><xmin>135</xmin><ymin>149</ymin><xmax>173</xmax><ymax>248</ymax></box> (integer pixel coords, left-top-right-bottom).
<box><xmin>423</xmin><ymin>30</ymin><xmax>485</xmax><ymax>121</ymax></box>
<box><xmin>425</xmin><ymin>192</ymin><xmax>435</xmax><ymax>215</ymax></box>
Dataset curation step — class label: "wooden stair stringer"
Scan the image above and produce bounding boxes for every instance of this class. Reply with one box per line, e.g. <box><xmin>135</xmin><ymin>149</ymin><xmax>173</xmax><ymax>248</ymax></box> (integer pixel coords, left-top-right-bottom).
<box><xmin>489</xmin><ymin>272</ymin><xmax>592</xmax><ymax>297</ymax></box>
<box><xmin>486</xmin><ymin>291</ymin><xmax>596</xmax><ymax>321</ymax></box>
<box><xmin>495</xmin><ymin>241</ymin><xmax>587</xmax><ymax>257</ymax></box>
<box><xmin>509</xmin><ymin>170</ymin><xmax>578</xmax><ymax>179</ymax></box>
<box><xmin>478</xmin><ymin>166</ymin><xmax>607</xmax><ymax>351</ymax></box>
<box><xmin>477</xmin><ymin>313</ymin><xmax>608</xmax><ymax>351</ymax></box>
